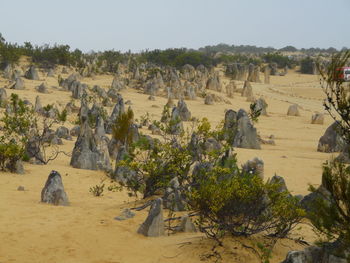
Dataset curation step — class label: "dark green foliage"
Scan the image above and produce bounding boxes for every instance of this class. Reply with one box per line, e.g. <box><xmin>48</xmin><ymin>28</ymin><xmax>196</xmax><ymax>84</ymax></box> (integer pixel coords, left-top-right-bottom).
<box><xmin>0</xmin><ymin>42</ymin><xmax>22</xmax><ymax>68</ymax></box>
<box><xmin>0</xmin><ymin>141</ymin><xmax>24</xmax><ymax>172</ymax></box>
<box><xmin>0</xmin><ymin>94</ymin><xmax>34</xmax><ymax>171</ymax></box>
<box><xmin>279</xmin><ymin>46</ymin><xmax>298</xmax><ymax>52</ymax></box>
<box><xmin>318</xmin><ymin>50</ymin><xmax>350</xmax><ymax>143</ymax></box>
<box><xmin>308</xmin><ymin>160</ymin><xmax>350</xmax><ymax>252</ymax></box>
<box><xmin>249</xmin><ymin>102</ymin><xmax>262</xmax><ymax>123</ymax></box>
<box><xmin>300</xmin><ymin>57</ymin><xmax>315</xmax><ymax>74</ymax></box>
<box><xmin>96</xmin><ymin>50</ymin><xmax>128</xmax><ymax>73</ymax></box>
<box><xmin>140</xmin><ymin>48</ymin><xmax>215</xmax><ymax>68</ymax></box>
<box><xmin>190</xmin><ymin>163</ymin><xmax>304</xmax><ymax>240</ymax></box>
<box><xmin>112</xmin><ymin>107</ymin><xmax>134</xmax><ymax>146</ymax></box>
<box><xmin>219</xmin><ymin>53</ymin><xmax>261</xmax><ymax>65</ymax></box>
<box><xmin>57</xmin><ymin>109</ymin><xmax>67</xmax><ymax>123</ymax></box>
<box><xmin>89</xmin><ymin>180</ymin><xmax>105</xmax><ymax>197</ymax></box>
<box><xmin>309</xmin><ymin>51</ymin><xmax>350</xmax><ymax>254</ymax></box>
<box><xmin>263</xmin><ymin>52</ymin><xmax>296</xmax><ymax>68</ymax></box>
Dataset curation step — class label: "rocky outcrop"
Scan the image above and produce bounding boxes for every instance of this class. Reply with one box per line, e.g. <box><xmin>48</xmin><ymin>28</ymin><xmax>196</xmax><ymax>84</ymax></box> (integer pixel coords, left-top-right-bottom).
<box><xmin>317</xmin><ymin>122</ymin><xmax>347</xmax><ymax>153</ymax></box>
<box><xmin>137</xmin><ymin>198</ymin><xmax>165</xmax><ymax>237</ymax></box>
<box><xmin>41</xmin><ymin>170</ymin><xmax>69</xmax><ymax>206</ymax></box>
<box><xmin>25</xmin><ymin>65</ymin><xmax>39</xmax><ymax>80</ymax></box>
<box><xmin>70</xmin><ymin>120</ymin><xmax>111</xmax><ymax>171</ymax></box>
<box><xmin>287</xmin><ymin>104</ymin><xmax>300</xmax><ymax>116</ymax></box>
<box><xmin>311</xmin><ymin>112</ymin><xmax>324</xmax><ymax>125</ymax></box>
<box><xmin>242</xmin><ymin>157</ymin><xmax>264</xmax><ymax>179</ymax></box>
<box><xmin>223</xmin><ymin>109</ymin><xmax>261</xmax><ymax>149</ymax></box>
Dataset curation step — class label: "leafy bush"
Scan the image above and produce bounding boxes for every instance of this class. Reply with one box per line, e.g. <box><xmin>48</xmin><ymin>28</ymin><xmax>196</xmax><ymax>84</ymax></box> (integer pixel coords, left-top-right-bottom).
<box><xmin>263</xmin><ymin>52</ymin><xmax>296</xmax><ymax>68</ymax></box>
<box><xmin>308</xmin><ymin>51</ymin><xmax>350</xmax><ymax>255</ymax></box>
<box><xmin>112</xmin><ymin>107</ymin><xmax>135</xmax><ymax>147</ymax></box>
<box><xmin>308</xmin><ymin>160</ymin><xmax>350</xmax><ymax>251</ymax></box>
<box><xmin>189</xmin><ymin>162</ymin><xmax>304</xmax><ymax>240</ymax></box>
<box><xmin>300</xmin><ymin>57</ymin><xmax>315</xmax><ymax>74</ymax></box>
<box><xmin>0</xmin><ymin>94</ymin><xmax>34</xmax><ymax>171</ymax></box>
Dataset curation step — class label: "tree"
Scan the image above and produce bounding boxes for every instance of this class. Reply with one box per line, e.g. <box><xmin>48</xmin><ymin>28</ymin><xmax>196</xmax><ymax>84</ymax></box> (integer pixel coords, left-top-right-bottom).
<box><xmin>308</xmin><ymin>50</ymin><xmax>350</xmax><ymax>256</ymax></box>
<box><xmin>300</xmin><ymin>57</ymin><xmax>315</xmax><ymax>74</ymax></box>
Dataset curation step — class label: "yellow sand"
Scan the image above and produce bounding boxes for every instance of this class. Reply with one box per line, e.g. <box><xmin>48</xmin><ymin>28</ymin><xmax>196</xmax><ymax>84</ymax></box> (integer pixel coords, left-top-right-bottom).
<box><xmin>0</xmin><ymin>67</ymin><xmax>335</xmax><ymax>262</ymax></box>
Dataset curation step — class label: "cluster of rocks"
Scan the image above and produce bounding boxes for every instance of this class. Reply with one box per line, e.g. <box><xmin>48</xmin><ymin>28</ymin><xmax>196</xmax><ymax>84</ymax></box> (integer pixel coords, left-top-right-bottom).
<box><xmin>223</xmin><ymin>109</ymin><xmax>261</xmax><ymax>149</ymax></box>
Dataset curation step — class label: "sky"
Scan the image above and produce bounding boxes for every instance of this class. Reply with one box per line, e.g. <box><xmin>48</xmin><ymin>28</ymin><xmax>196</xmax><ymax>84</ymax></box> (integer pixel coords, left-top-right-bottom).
<box><xmin>0</xmin><ymin>0</ymin><xmax>349</xmax><ymax>52</ymax></box>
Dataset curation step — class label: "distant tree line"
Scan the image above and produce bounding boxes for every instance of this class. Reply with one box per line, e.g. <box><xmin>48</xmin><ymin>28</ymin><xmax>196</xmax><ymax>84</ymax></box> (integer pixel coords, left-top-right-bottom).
<box><xmin>1</xmin><ymin>32</ymin><xmax>347</xmax><ymax>73</ymax></box>
<box><xmin>199</xmin><ymin>43</ymin><xmax>348</xmax><ymax>55</ymax></box>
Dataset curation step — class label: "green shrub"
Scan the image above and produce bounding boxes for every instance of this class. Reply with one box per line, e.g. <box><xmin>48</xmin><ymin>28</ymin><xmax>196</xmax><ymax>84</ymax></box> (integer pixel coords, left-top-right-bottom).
<box><xmin>300</xmin><ymin>57</ymin><xmax>315</xmax><ymax>74</ymax></box>
<box><xmin>189</xmin><ymin>164</ymin><xmax>304</xmax><ymax>240</ymax></box>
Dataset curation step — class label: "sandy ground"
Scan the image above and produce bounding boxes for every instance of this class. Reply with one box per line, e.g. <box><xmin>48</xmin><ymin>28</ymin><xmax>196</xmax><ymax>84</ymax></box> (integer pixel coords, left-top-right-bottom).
<box><xmin>0</xmin><ymin>67</ymin><xmax>335</xmax><ymax>262</ymax></box>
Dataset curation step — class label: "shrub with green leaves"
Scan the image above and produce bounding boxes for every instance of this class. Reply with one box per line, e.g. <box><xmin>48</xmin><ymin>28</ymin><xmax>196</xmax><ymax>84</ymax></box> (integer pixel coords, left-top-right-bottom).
<box><xmin>0</xmin><ymin>94</ymin><xmax>35</xmax><ymax>171</ymax></box>
<box><xmin>189</xmin><ymin>161</ymin><xmax>305</xmax><ymax>241</ymax></box>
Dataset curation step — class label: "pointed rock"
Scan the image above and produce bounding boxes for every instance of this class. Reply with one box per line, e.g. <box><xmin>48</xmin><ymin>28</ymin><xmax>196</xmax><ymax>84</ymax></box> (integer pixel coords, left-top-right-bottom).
<box><xmin>41</xmin><ymin>170</ymin><xmax>69</xmax><ymax>206</ymax></box>
<box><xmin>137</xmin><ymin>198</ymin><xmax>165</xmax><ymax>237</ymax></box>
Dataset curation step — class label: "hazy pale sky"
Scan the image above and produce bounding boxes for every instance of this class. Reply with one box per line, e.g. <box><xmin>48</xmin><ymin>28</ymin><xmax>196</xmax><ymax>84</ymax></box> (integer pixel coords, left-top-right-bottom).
<box><xmin>0</xmin><ymin>0</ymin><xmax>349</xmax><ymax>52</ymax></box>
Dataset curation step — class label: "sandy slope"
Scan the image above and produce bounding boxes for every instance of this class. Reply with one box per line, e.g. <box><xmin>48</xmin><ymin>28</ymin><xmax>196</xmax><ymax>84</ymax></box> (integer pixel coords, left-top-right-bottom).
<box><xmin>0</xmin><ymin>68</ymin><xmax>335</xmax><ymax>262</ymax></box>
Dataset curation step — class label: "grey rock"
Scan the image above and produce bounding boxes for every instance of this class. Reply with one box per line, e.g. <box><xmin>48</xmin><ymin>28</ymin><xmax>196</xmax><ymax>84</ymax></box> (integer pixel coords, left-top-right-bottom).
<box><xmin>163</xmin><ymin>177</ymin><xmax>186</xmax><ymax>211</ymax></box>
<box><xmin>70</xmin><ymin>125</ymin><xmax>81</xmax><ymax>137</ymax></box>
<box><xmin>56</xmin><ymin>126</ymin><xmax>72</xmax><ymax>140</ymax></box>
<box><xmin>114</xmin><ymin>208</ymin><xmax>135</xmax><ymax>221</ymax></box>
<box><xmin>287</xmin><ymin>104</ymin><xmax>300</xmax><ymax>116</ymax></box>
<box><xmin>70</xmin><ymin>120</ymin><xmax>111</xmax><ymax>171</ymax></box>
<box><xmin>177</xmin><ymin>99</ymin><xmax>191</xmax><ymax>121</ymax></box>
<box><xmin>0</xmin><ymin>88</ymin><xmax>7</xmax><ymax>106</ymax></box>
<box><xmin>34</xmin><ymin>96</ymin><xmax>43</xmax><ymax>113</ymax></box>
<box><xmin>317</xmin><ymin>122</ymin><xmax>347</xmax><ymax>153</ymax></box>
<box><xmin>204</xmin><ymin>93</ymin><xmax>214</xmax><ymax>105</ymax></box>
<box><xmin>10</xmin><ymin>77</ymin><xmax>25</xmax><ymax>90</ymax></box>
<box><xmin>47</xmin><ymin>68</ymin><xmax>55</xmax><ymax>77</ymax></box>
<box><xmin>254</xmin><ymin>97</ymin><xmax>268</xmax><ymax>116</ymax></box>
<box><xmin>25</xmin><ymin>66</ymin><xmax>39</xmax><ymax>80</ymax></box>
<box><xmin>17</xmin><ymin>186</ymin><xmax>25</xmax><ymax>191</ymax></box>
<box><xmin>36</xmin><ymin>83</ymin><xmax>49</xmax><ymax>93</ymax></box>
<box><xmin>137</xmin><ymin>198</ymin><xmax>165</xmax><ymax>237</ymax></box>
<box><xmin>41</xmin><ymin>170</ymin><xmax>69</xmax><ymax>206</ymax></box>
<box><xmin>311</xmin><ymin>112</ymin><xmax>324</xmax><ymax>125</ymax></box>
<box><xmin>14</xmin><ymin>160</ymin><xmax>25</xmax><ymax>174</ymax></box>
<box><xmin>241</xmin><ymin>80</ymin><xmax>253</xmax><ymax>97</ymax></box>
<box><xmin>242</xmin><ymin>157</ymin><xmax>264</xmax><ymax>179</ymax></box>
<box><xmin>179</xmin><ymin>215</ymin><xmax>196</xmax><ymax>232</ymax></box>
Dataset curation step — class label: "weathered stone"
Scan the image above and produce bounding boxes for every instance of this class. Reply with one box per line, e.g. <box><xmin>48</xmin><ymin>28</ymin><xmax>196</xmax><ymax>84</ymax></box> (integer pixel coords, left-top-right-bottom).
<box><xmin>177</xmin><ymin>99</ymin><xmax>191</xmax><ymax>121</ymax></box>
<box><xmin>114</xmin><ymin>209</ymin><xmax>135</xmax><ymax>221</ymax></box>
<box><xmin>56</xmin><ymin>126</ymin><xmax>72</xmax><ymax>140</ymax></box>
<box><xmin>70</xmin><ymin>120</ymin><xmax>111</xmax><ymax>171</ymax></box>
<box><xmin>311</xmin><ymin>112</ymin><xmax>324</xmax><ymax>125</ymax></box>
<box><xmin>10</xmin><ymin>77</ymin><xmax>25</xmax><ymax>90</ymax></box>
<box><xmin>204</xmin><ymin>93</ymin><xmax>214</xmax><ymax>105</ymax></box>
<box><xmin>287</xmin><ymin>104</ymin><xmax>300</xmax><ymax>116</ymax></box>
<box><xmin>25</xmin><ymin>65</ymin><xmax>39</xmax><ymax>80</ymax></box>
<box><xmin>70</xmin><ymin>126</ymin><xmax>80</xmax><ymax>137</ymax></box>
<box><xmin>241</xmin><ymin>80</ymin><xmax>253</xmax><ymax>97</ymax></box>
<box><xmin>41</xmin><ymin>170</ymin><xmax>69</xmax><ymax>206</ymax></box>
<box><xmin>163</xmin><ymin>177</ymin><xmax>186</xmax><ymax>211</ymax></box>
<box><xmin>36</xmin><ymin>83</ymin><xmax>49</xmax><ymax>93</ymax></box>
<box><xmin>0</xmin><ymin>88</ymin><xmax>7</xmax><ymax>106</ymax></box>
<box><xmin>111</xmin><ymin>77</ymin><xmax>125</xmax><ymax>91</ymax></box>
<box><xmin>254</xmin><ymin>97</ymin><xmax>268</xmax><ymax>116</ymax></box>
<box><xmin>179</xmin><ymin>215</ymin><xmax>196</xmax><ymax>232</ymax></box>
<box><xmin>242</xmin><ymin>157</ymin><xmax>264</xmax><ymax>179</ymax></box>
<box><xmin>47</xmin><ymin>68</ymin><xmax>55</xmax><ymax>77</ymax></box>
<box><xmin>223</xmin><ymin>109</ymin><xmax>261</xmax><ymax>149</ymax></box>
<box><xmin>137</xmin><ymin>198</ymin><xmax>165</xmax><ymax>237</ymax></box>
<box><xmin>317</xmin><ymin>122</ymin><xmax>347</xmax><ymax>153</ymax></box>
<box><xmin>34</xmin><ymin>96</ymin><xmax>43</xmax><ymax>113</ymax></box>
<box><xmin>17</xmin><ymin>186</ymin><xmax>25</xmax><ymax>191</ymax></box>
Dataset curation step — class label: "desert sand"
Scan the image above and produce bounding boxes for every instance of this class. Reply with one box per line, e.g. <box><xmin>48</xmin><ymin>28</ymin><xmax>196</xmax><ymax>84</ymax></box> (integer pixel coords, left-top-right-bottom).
<box><xmin>0</xmin><ymin>66</ymin><xmax>335</xmax><ymax>263</ymax></box>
